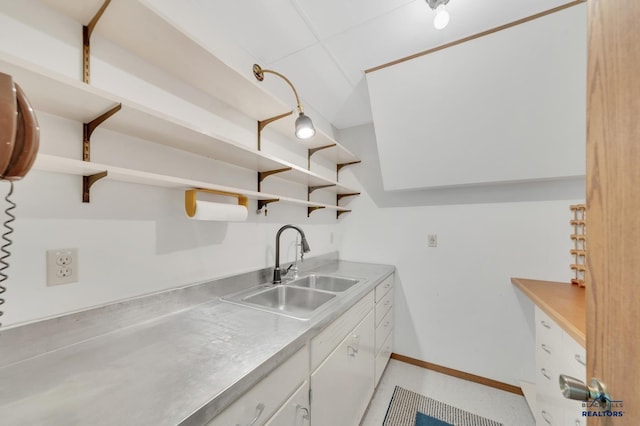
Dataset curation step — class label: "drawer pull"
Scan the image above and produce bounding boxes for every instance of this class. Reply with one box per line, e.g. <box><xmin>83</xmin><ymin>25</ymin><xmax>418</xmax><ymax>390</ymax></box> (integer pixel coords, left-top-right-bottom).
<box><xmin>384</xmin><ymin>321</ymin><xmax>390</xmax><ymax>328</ymax></box>
<box><xmin>384</xmin><ymin>300</ymin><xmax>391</xmax><ymax>306</ymax></box>
<box><xmin>575</xmin><ymin>420</ymin><xmax>581</xmax><ymax>426</ymax></box>
<box><xmin>541</xmin><ymin>410</ymin><xmax>552</xmax><ymax>424</ymax></box>
<box><xmin>348</xmin><ymin>334</ymin><xmax>360</xmax><ymax>357</ymax></box>
<box><xmin>540</xmin><ymin>320</ymin><xmax>552</xmax><ymax>329</ymax></box>
<box><xmin>541</xmin><ymin>344</ymin><xmax>552</xmax><ymax>354</ymax></box>
<box><xmin>574</xmin><ymin>354</ymin><xmax>586</xmax><ymax>366</ymax></box>
<box><xmin>541</xmin><ymin>368</ymin><xmax>552</xmax><ymax>380</ymax></box>
<box><xmin>237</xmin><ymin>403</ymin><xmax>264</xmax><ymax>426</ymax></box>
<box><xmin>296</xmin><ymin>405</ymin><xmax>310</xmax><ymax>422</ymax></box>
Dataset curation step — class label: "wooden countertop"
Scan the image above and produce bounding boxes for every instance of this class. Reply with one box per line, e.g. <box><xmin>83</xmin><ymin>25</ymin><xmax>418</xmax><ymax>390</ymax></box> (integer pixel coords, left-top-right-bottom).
<box><xmin>511</xmin><ymin>277</ymin><xmax>586</xmax><ymax>347</ymax></box>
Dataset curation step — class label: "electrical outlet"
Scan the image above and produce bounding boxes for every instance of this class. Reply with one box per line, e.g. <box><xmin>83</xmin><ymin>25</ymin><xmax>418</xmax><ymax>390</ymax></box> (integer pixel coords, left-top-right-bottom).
<box><xmin>427</xmin><ymin>234</ymin><xmax>438</xmax><ymax>247</ymax></box>
<box><xmin>47</xmin><ymin>248</ymin><xmax>78</xmax><ymax>286</ymax></box>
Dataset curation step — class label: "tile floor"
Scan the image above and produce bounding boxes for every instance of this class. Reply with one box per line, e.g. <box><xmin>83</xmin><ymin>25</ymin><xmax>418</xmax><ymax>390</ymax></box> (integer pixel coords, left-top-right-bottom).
<box><xmin>361</xmin><ymin>359</ymin><xmax>536</xmax><ymax>426</ymax></box>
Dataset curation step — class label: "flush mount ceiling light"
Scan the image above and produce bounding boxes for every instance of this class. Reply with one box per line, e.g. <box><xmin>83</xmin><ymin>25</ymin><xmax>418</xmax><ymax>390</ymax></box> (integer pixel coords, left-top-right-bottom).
<box><xmin>426</xmin><ymin>0</ymin><xmax>450</xmax><ymax>30</ymax></box>
<box><xmin>253</xmin><ymin>64</ymin><xmax>316</xmax><ymax>140</ymax></box>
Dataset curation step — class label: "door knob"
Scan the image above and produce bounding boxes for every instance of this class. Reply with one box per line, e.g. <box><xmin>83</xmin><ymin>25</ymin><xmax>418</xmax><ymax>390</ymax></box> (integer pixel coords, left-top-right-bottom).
<box><xmin>559</xmin><ymin>375</ymin><xmax>611</xmax><ymax>411</ymax></box>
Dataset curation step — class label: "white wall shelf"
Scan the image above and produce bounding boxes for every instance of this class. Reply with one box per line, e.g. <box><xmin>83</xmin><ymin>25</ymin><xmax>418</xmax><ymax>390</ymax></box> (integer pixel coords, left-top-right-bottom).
<box><xmin>0</xmin><ymin>53</ymin><xmax>359</xmax><ymax>197</ymax></box>
<box><xmin>42</xmin><ymin>0</ymin><xmax>360</xmax><ymax>166</ymax></box>
<box><xmin>33</xmin><ymin>154</ymin><xmax>352</xmax><ymax>214</ymax></box>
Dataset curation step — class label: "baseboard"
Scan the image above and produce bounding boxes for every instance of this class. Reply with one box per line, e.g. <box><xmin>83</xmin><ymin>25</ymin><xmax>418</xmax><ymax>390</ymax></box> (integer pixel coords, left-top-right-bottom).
<box><xmin>390</xmin><ymin>353</ymin><xmax>524</xmax><ymax>396</ymax></box>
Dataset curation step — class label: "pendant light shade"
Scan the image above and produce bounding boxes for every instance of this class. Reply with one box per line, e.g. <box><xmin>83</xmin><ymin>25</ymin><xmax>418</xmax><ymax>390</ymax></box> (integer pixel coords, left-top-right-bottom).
<box><xmin>295</xmin><ymin>112</ymin><xmax>315</xmax><ymax>139</ymax></box>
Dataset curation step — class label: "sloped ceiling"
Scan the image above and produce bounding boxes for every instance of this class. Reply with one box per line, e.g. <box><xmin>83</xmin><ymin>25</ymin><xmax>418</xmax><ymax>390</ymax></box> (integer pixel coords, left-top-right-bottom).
<box><xmin>149</xmin><ymin>0</ymin><xmax>580</xmax><ymax>130</ymax></box>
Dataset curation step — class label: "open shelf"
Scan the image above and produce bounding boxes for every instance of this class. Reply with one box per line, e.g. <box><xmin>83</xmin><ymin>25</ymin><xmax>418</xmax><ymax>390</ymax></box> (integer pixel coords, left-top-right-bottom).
<box><xmin>42</xmin><ymin>0</ymin><xmax>360</xmax><ymax>165</ymax></box>
<box><xmin>33</xmin><ymin>154</ymin><xmax>352</xmax><ymax>214</ymax></box>
<box><xmin>0</xmin><ymin>53</ymin><xmax>359</xmax><ymax>196</ymax></box>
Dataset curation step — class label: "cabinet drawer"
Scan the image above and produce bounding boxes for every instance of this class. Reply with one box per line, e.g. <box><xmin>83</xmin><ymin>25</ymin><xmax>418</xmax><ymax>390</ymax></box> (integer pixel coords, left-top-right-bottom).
<box><xmin>375</xmin><ymin>331</ymin><xmax>393</xmax><ymax>386</ymax></box>
<box><xmin>537</xmin><ymin>396</ymin><xmax>564</xmax><ymax>426</ymax></box>
<box><xmin>535</xmin><ymin>307</ymin><xmax>562</xmax><ymax>351</ymax></box>
<box><xmin>311</xmin><ymin>291</ymin><xmax>374</xmax><ymax>371</ymax></box>
<box><xmin>561</xmin><ymin>331</ymin><xmax>586</xmax><ymax>381</ymax></box>
<box><xmin>207</xmin><ymin>346</ymin><xmax>308</xmax><ymax>426</ymax></box>
<box><xmin>375</xmin><ymin>274</ymin><xmax>394</xmax><ymax>302</ymax></box>
<box><xmin>375</xmin><ymin>307</ymin><xmax>393</xmax><ymax>355</ymax></box>
<box><xmin>264</xmin><ymin>381</ymin><xmax>309</xmax><ymax>426</ymax></box>
<box><xmin>375</xmin><ymin>290</ymin><xmax>393</xmax><ymax>327</ymax></box>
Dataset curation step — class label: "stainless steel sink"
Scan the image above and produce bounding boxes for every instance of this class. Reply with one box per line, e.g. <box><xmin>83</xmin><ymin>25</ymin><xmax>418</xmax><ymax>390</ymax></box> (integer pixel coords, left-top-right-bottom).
<box><xmin>288</xmin><ymin>274</ymin><xmax>360</xmax><ymax>292</ymax></box>
<box><xmin>222</xmin><ymin>285</ymin><xmax>336</xmax><ymax>320</ymax></box>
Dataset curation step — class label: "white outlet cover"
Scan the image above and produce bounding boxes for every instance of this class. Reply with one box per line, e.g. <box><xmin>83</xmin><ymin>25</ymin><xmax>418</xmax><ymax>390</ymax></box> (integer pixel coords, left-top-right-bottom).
<box><xmin>46</xmin><ymin>248</ymin><xmax>78</xmax><ymax>286</ymax></box>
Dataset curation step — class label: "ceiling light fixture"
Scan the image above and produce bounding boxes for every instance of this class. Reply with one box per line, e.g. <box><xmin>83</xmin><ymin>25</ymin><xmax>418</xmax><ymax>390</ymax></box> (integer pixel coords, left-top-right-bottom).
<box><xmin>252</xmin><ymin>64</ymin><xmax>316</xmax><ymax>140</ymax></box>
<box><xmin>426</xmin><ymin>0</ymin><xmax>450</xmax><ymax>30</ymax></box>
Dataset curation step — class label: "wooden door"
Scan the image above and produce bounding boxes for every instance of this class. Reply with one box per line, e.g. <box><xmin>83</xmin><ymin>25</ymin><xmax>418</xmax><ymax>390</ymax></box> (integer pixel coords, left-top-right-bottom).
<box><xmin>586</xmin><ymin>0</ymin><xmax>640</xmax><ymax>424</ymax></box>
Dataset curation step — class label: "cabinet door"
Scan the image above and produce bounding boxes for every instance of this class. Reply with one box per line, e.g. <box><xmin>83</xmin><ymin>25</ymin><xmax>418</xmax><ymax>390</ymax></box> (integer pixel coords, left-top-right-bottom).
<box><xmin>264</xmin><ymin>381</ymin><xmax>310</xmax><ymax>426</ymax></box>
<box><xmin>311</xmin><ymin>310</ymin><xmax>375</xmax><ymax>426</ymax></box>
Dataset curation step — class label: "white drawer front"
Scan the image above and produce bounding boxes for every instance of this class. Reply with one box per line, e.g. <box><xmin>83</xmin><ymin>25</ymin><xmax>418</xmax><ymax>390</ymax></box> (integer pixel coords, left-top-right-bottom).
<box><xmin>311</xmin><ymin>291</ymin><xmax>374</xmax><ymax>371</ymax></box>
<box><xmin>264</xmin><ymin>381</ymin><xmax>309</xmax><ymax>426</ymax></box>
<box><xmin>207</xmin><ymin>346</ymin><xmax>308</xmax><ymax>426</ymax></box>
<box><xmin>375</xmin><ymin>274</ymin><xmax>394</xmax><ymax>302</ymax></box>
<box><xmin>375</xmin><ymin>307</ymin><xmax>393</xmax><ymax>355</ymax></box>
<box><xmin>375</xmin><ymin>290</ymin><xmax>393</xmax><ymax>327</ymax></box>
<box><xmin>375</xmin><ymin>331</ymin><xmax>393</xmax><ymax>386</ymax></box>
<box><xmin>561</xmin><ymin>331</ymin><xmax>586</xmax><ymax>381</ymax></box>
<box><xmin>535</xmin><ymin>307</ymin><xmax>562</xmax><ymax>355</ymax></box>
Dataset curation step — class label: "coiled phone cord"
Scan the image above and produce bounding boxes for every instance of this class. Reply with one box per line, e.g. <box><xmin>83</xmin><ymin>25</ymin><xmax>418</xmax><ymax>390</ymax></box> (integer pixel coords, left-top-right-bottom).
<box><xmin>0</xmin><ymin>181</ymin><xmax>16</xmax><ymax>326</ymax></box>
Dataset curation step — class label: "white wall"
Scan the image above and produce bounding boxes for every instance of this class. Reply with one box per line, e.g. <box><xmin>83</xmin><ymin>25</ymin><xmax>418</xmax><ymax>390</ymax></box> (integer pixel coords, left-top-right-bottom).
<box><xmin>367</xmin><ymin>4</ymin><xmax>587</xmax><ymax>190</ymax></box>
<box><xmin>338</xmin><ymin>123</ymin><xmax>584</xmax><ymax>387</ymax></box>
<box><xmin>0</xmin><ymin>1</ymin><xmax>341</xmax><ymax>327</ymax></box>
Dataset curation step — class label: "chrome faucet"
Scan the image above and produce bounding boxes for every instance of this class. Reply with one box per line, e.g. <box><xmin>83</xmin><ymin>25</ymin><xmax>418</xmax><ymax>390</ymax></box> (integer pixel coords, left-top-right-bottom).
<box><xmin>273</xmin><ymin>224</ymin><xmax>310</xmax><ymax>284</ymax></box>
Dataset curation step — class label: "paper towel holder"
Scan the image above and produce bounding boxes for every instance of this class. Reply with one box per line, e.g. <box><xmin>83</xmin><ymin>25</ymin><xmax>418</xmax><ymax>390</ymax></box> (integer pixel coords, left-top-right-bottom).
<box><xmin>185</xmin><ymin>189</ymin><xmax>249</xmax><ymax>218</ymax></box>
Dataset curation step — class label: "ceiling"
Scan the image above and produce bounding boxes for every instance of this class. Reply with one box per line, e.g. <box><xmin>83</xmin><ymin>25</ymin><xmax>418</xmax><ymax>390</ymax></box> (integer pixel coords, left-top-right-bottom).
<box><xmin>154</xmin><ymin>0</ymin><xmax>579</xmax><ymax>130</ymax></box>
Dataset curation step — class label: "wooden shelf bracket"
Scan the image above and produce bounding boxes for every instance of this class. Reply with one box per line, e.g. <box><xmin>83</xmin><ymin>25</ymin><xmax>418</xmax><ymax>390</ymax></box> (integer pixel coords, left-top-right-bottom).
<box><xmin>257</xmin><ymin>111</ymin><xmax>293</xmax><ymax>150</ymax></box>
<box><xmin>337</xmin><ymin>192</ymin><xmax>361</xmax><ymax>202</ymax></box>
<box><xmin>82</xmin><ymin>170</ymin><xmax>108</xmax><ymax>203</ymax></box>
<box><xmin>308</xmin><ymin>184</ymin><xmax>336</xmax><ymax>195</ymax></box>
<box><xmin>257</xmin><ymin>167</ymin><xmax>292</xmax><ymax>191</ymax></box>
<box><xmin>336</xmin><ymin>161</ymin><xmax>361</xmax><ymax>179</ymax></box>
<box><xmin>83</xmin><ymin>0</ymin><xmax>112</xmax><ymax>84</ymax></box>
<box><xmin>307</xmin><ymin>144</ymin><xmax>336</xmax><ymax>169</ymax></box>
<box><xmin>83</xmin><ymin>104</ymin><xmax>122</xmax><ymax>162</ymax></box>
<box><xmin>307</xmin><ymin>206</ymin><xmax>325</xmax><ymax>217</ymax></box>
<box><xmin>337</xmin><ymin>210</ymin><xmax>352</xmax><ymax>219</ymax></box>
<box><xmin>256</xmin><ymin>198</ymin><xmax>280</xmax><ymax>216</ymax></box>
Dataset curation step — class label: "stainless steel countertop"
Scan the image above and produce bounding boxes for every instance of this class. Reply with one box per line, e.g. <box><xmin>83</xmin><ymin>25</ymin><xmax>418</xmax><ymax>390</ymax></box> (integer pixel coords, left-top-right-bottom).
<box><xmin>0</xmin><ymin>260</ymin><xmax>394</xmax><ymax>426</ymax></box>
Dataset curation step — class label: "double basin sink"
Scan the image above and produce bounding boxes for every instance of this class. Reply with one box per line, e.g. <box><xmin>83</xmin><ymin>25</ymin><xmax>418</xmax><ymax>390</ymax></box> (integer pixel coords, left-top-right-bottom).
<box><xmin>221</xmin><ymin>274</ymin><xmax>361</xmax><ymax>320</ymax></box>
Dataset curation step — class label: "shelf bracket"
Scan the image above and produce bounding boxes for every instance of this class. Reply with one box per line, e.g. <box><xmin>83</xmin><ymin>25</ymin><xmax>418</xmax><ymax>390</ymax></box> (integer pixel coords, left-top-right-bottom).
<box><xmin>257</xmin><ymin>167</ymin><xmax>291</xmax><ymax>192</ymax></box>
<box><xmin>256</xmin><ymin>198</ymin><xmax>280</xmax><ymax>216</ymax></box>
<box><xmin>337</xmin><ymin>210</ymin><xmax>352</xmax><ymax>219</ymax></box>
<box><xmin>337</xmin><ymin>192</ymin><xmax>361</xmax><ymax>202</ymax></box>
<box><xmin>336</xmin><ymin>160</ymin><xmax>361</xmax><ymax>179</ymax></box>
<box><xmin>82</xmin><ymin>0</ymin><xmax>112</xmax><ymax>84</ymax></box>
<box><xmin>82</xmin><ymin>170</ymin><xmax>108</xmax><ymax>203</ymax></box>
<box><xmin>83</xmin><ymin>104</ymin><xmax>122</xmax><ymax>162</ymax></box>
<box><xmin>257</xmin><ymin>111</ymin><xmax>293</xmax><ymax>151</ymax></box>
<box><xmin>307</xmin><ymin>206</ymin><xmax>325</xmax><ymax>217</ymax></box>
<box><xmin>307</xmin><ymin>144</ymin><xmax>336</xmax><ymax>169</ymax></box>
<box><xmin>308</xmin><ymin>184</ymin><xmax>335</xmax><ymax>195</ymax></box>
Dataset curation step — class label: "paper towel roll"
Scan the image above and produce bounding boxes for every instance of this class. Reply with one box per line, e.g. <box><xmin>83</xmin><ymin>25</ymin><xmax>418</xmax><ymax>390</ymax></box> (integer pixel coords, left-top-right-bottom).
<box><xmin>187</xmin><ymin>200</ymin><xmax>248</xmax><ymax>221</ymax></box>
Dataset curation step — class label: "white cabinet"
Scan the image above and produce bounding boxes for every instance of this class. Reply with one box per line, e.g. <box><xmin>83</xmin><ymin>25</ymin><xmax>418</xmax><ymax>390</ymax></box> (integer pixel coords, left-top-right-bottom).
<box><xmin>207</xmin><ymin>346</ymin><xmax>308</xmax><ymax>426</ymax></box>
<box><xmin>264</xmin><ymin>381</ymin><xmax>310</xmax><ymax>426</ymax></box>
<box><xmin>311</xmin><ymin>310</ymin><xmax>375</xmax><ymax>426</ymax></box>
<box><xmin>534</xmin><ymin>307</ymin><xmax>586</xmax><ymax>426</ymax></box>
<box><xmin>374</xmin><ymin>274</ymin><xmax>394</xmax><ymax>386</ymax></box>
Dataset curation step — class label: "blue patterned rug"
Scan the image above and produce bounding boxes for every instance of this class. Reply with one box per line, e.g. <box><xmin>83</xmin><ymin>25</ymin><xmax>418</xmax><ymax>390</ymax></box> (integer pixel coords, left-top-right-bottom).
<box><xmin>383</xmin><ymin>386</ymin><xmax>503</xmax><ymax>426</ymax></box>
